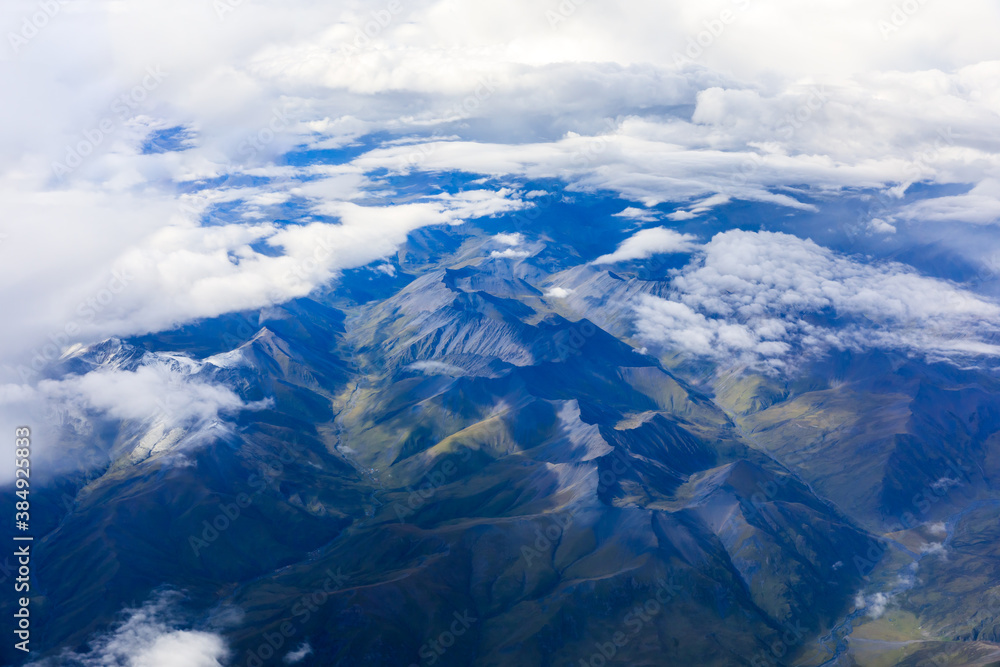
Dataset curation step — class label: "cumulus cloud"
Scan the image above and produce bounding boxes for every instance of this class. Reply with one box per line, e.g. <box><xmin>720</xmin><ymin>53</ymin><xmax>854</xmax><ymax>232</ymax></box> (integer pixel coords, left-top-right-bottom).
<box><xmin>26</xmin><ymin>592</ymin><xmax>229</xmax><ymax>667</ymax></box>
<box><xmin>634</xmin><ymin>230</ymin><xmax>1000</xmax><ymax>369</ymax></box>
<box><xmin>593</xmin><ymin>227</ymin><xmax>700</xmax><ymax>264</ymax></box>
<box><xmin>350</xmin><ymin>127</ymin><xmax>847</xmax><ymax>210</ymax></box>
<box><xmin>493</xmin><ymin>232</ymin><xmax>525</xmax><ymax>245</ymax></box>
<box><xmin>545</xmin><ymin>286</ymin><xmax>575</xmax><ymax>298</ymax></box>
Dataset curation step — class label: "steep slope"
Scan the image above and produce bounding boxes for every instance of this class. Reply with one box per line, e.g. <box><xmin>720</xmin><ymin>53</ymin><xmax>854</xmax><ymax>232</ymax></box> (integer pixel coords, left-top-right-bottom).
<box><xmin>0</xmin><ymin>223</ymin><xmax>930</xmax><ymax>667</ymax></box>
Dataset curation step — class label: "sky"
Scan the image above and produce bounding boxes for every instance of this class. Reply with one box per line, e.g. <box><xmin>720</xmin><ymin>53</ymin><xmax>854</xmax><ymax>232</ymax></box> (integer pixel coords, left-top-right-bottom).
<box><xmin>2</xmin><ymin>2</ymin><xmax>1000</xmax><ymax>663</ymax></box>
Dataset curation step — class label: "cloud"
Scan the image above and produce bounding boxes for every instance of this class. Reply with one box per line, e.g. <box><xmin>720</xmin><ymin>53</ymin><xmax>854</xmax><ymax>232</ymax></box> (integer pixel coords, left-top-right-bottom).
<box><xmin>493</xmin><ymin>232</ymin><xmax>525</xmax><ymax>245</ymax></box>
<box><xmin>545</xmin><ymin>287</ymin><xmax>575</xmax><ymax>298</ymax></box>
<box><xmin>345</xmin><ymin>64</ymin><xmax>1000</xmax><ymax>227</ymax></box>
<box><xmin>926</xmin><ymin>522</ymin><xmax>948</xmax><ymax>536</ymax></box>
<box><xmin>2</xmin><ymin>0</ymin><xmax>998</xmax><ymax>387</ymax></box>
<box><xmin>897</xmin><ymin>178</ymin><xmax>1000</xmax><ymax>225</ymax></box>
<box><xmin>490</xmin><ymin>248</ymin><xmax>531</xmax><ymax>259</ymax></box>
<box><xmin>613</xmin><ymin>206</ymin><xmax>660</xmax><ymax>222</ymax></box>
<box><xmin>919</xmin><ymin>542</ymin><xmax>947</xmax><ymax>557</ymax></box>
<box><xmin>593</xmin><ymin>227</ymin><xmax>700</xmax><ymax>264</ymax></box>
<box><xmin>0</xmin><ymin>351</ymin><xmax>269</xmax><ymax>481</ymax></box>
<box><xmin>284</xmin><ymin>642</ymin><xmax>314</xmax><ymax>664</ymax></box>
<box><xmin>666</xmin><ymin>194</ymin><xmax>732</xmax><ymax>221</ymax></box>
<box><xmin>634</xmin><ymin>230</ymin><xmax>1000</xmax><ymax>369</ymax></box>
<box><xmin>406</xmin><ymin>360</ymin><xmax>467</xmax><ymax>376</ymax></box>
<box><xmin>868</xmin><ymin>218</ymin><xmax>897</xmax><ymax>234</ymax></box>
<box><xmin>349</xmin><ymin>126</ymin><xmax>854</xmax><ymax>210</ymax></box>
<box><xmin>26</xmin><ymin>591</ymin><xmax>229</xmax><ymax>667</ymax></box>
<box><xmin>0</xmin><ymin>187</ymin><xmax>527</xmax><ymax>385</ymax></box>
<box><xmin>854</xmin><ymin>592</ymin><xmax>893</xmax><ymax>619</ymax></box>
<box><xmin>110</xmin><ymin>190</ymin><xmax>526</xmax><ymax>341</ymax></box>
<box><xmin>34</xmin><ymin>360</ymin><xmax>264</xmax><ymax>428</ymax></box>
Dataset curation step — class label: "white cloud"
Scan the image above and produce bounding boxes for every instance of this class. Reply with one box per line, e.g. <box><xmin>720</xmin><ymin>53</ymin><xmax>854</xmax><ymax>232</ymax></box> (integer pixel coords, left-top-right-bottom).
<box><xmin>926</xmin><ymin>522</ymin><xmax>948</xmax><ymax>536</ymax></box>
<box><xmin>131</xmin><ymin>631</ymin><xmax>230</xmax><ymax>667</ymax></box>
<box><xmin>545</xmin><ymin>286</ymin><xmax>575</xmax><ymax>298</ymax></box>
<box><xmin>284</xmin><ymin>642</ymin><xmax>314</xmax><ymax>664</ymax></box>
<box><xmin>344</xmin><ymin>64</ymin><xmax>1000</xmax><ymax>226</ymax></box>
<box><xmin>493</xmin><ymin>231</ymin><xmax>525</xmax><ymax>245</ymax></box>
<box><xmin>26</xmin><ymin>592</ymin><xmax>229</xmax><ymax>667</ymax></box>
<box><xmin>854</xmin><ymin>591</ymin><xmax>893</xmax><ymax>619</ymax></box>
<box><xmin>868</xmin><ymin>218</ymin><xmax>897</xmax><ymax>234</ymax></box>
<box><xmin>34</xmin><ymin>360</ymin><xmax>264</xmax><ymax>428</ymax></box>
<box><xmin>0</xmin><ymin>187</ymin><xmax>527</xmax><ymax>386</ymax></box>
<box><xmin>2</xmin><ymin>1</ymin><xmax>998</xmax><ymax>381</ymax></box>
<box><xmin>634</xmin><ymin>230</ymin><xmax>1000</xmax><ymax>369</ymax></box>
<box><xmin>350</xmin><ymin>127</ymin><xmax>855</xmax><ymax>210</ymax></box>
<box><xmin>0</xmin><ymin>352</ymin><xmax>268</xmax><ymax>481</ymax></box>
<box><xmin>407</xmin><ymin>360</ymin><xmax>467</xmax><ymax>376</ymax></box>
<box><xmin>613</xmin><ymin>206</ymin><xmax>660</xmax><ymax>222</ymax></box>
<box><xmin>897</xmin><ymin>178</ymin><xmax>1000</xmax><ymax>226</ymax></box>
<box><xmin>593</xmin><ymin>227</ymin><xmax>700</xmax><ymax>264</ymax></box>
<box><xmin>490</xmin><ymin>248</ymin><xmax>531</xmax><ymax>259</ymax></box>
<box><xmin>667</xmin><ymin>194</ymin><xmax>732</xmax><ymax>221</ymax></box>
<box><xmin>919</xmin><ymin>542</ymin><xmax>947</xmax><ymax>557</ymax></box>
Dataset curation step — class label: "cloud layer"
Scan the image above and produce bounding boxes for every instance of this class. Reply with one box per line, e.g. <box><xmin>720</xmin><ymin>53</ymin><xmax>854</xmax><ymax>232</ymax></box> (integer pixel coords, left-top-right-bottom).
<box><xmin>634</xmin><ymin>230</ymin><xmax>1000</xmax><ymax>369</ymax></box>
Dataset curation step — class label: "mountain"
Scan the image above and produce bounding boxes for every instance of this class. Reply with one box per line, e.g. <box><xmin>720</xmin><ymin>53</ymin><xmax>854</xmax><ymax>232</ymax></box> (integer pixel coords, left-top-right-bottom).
<box><xmin>5</xmin><ymin>217</ymin><xmax>1000</xmax><ymax>667</ymax></box>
